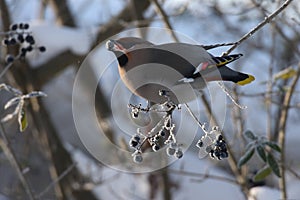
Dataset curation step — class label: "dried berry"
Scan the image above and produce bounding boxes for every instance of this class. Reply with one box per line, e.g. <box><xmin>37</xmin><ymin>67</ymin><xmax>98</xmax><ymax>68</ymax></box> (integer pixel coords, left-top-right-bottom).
<box><xmin>166</xmin><ymin>147</ymin><xmax>176</xmax><ymax>156</ymax></box>
<box><xmin>133</xmin><ymin>153</ymin><xmax>143</xmax><ymax>163</ymax></box>
<box><xmin>175</xmin><ymin>149</ymin><xmax>183</xmax><ymax>159</ymax></box>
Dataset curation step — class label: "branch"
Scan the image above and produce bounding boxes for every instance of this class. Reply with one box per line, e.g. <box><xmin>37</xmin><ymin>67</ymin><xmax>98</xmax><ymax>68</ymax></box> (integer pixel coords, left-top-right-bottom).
<box><xmin>0</xmin><ymin>124</ymin><xmax>35</xmax><ymax>200</ymax></box>
<box><xmin>225</xmin><ymin>0</ymin><xmax>294</xmax><ymax>55</ymax></box>
<box><xmin>199</xmin><ymin>94</ymin><xmax>249</xmax><ymax>197</ymax></box>
<box><xmin>93</xmin><ymin>0</ymin><xmax>150</xmax><ymax>46</ymax></box>
<box><xmin>278</xmin><ymin>63</ymin><xmax>300</xmax><ymax>200</ymax></box>
<box><xmin>48</xmin><ymin>0</ymin><xmax>76</xmax><ymax>27</ymax></box>
<box><xmin>36</xmin><ymin>162</ymin><xmax>77</xmax><ymax>199</ymax></box>
<box><xmin>169</xmin><ymin>169</ymin><xmax>238</xmax><ymax>185</ymax></box>
<box><xmin>149</xmin><ymin>0</ymin><xmax>179</xmax><ymax>42</ymax></box>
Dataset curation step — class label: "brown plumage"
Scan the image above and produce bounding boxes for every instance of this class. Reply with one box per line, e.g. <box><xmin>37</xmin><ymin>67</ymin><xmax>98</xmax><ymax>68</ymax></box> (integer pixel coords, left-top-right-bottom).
<box><xmin>106</xmin><ymin>37</ymin><xmax>254</xmax><ymax>104</ymax></box>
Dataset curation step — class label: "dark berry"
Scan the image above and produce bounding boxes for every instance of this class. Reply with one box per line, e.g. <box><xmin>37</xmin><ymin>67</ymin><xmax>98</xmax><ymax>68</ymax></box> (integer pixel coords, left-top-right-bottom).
<box><xmin>17</xmin><ymin>34</ymin><xmax>24</xmax><ymax>43</ymax></box>
<box><xmin>23</xmin><ymin>23</ymin><xmax>29</xmax><ymax>29</ymax></box>
<box><xmin>9</xmin><ymin>38</ymin><xmax>17</xmax><ymax>45</ymax></box>
<box><xmin>133</xmin><ymin>135</ymin><xmax>140</xmax><ymax>142</ymax></box>
<box><xmin>2</xmin><ymin>39</ymin><xmax>9</xmax><ymax>45</ymax></box>
<box><xmin>26</xmin><ymin>46</ymin><xmax>33</xmax><ymax>52</ymax></box>
<box><xmin>19</xmin><ymin>23</ymin><xmax>24</xmax><ymax>29</ymax></box>
<box><xmin>5</xmin><ymin>55</ymin><xmax>14</xmax><ymax>64</ymax></box>
<box><xmin>159</xmin><ymin>90</ymin><xmax>167</xmax><ymax>96</ymax></box>
<box><xmin>175</xmin><ymin>149</ymin><xmax>183</xmax><ymax>159</ymax></box>
<box><xmin>159</xmin><ymin>130</ymin><xmax>166</xmax><ymax>137</ymax></box>
<box><xmin>166</xmin><ymin>147</ymin><xmax>176</xmax><ymax>156</ymax></box>
<box><xmin>132</xmin><ymin>112</ymin><xmax>138</xmax><ymax>118</ymax></box>
<box><xmin>25</xmin><ymin>35</ymin><xmax>35</xmax><ymax>44</ymax></box>
<box><xmin>217</xmin><ymin>134</ymin><xmax>223</xmax><ymax>141</ymax></box>
<box><xmin>21</xmin><ymin>47</ymin><xmax>27</xmax><ymax>53</ymax></box>
<box><xmin>10</xmin><ymin>24</ymin><xmax>18</xmax><ymax>31</ymax></box>
<box><xmin>196</xmin><ymin>140</ymin><xmax>203</xmax><ymax>148</ymax></box>
<box><xmin>152</xmin><ymin>144</ymin><xmax>160</xmax><ymax>152</ymax></box>
<box><xmin>154</xmin><ymin>135</ymin><xmax>160</xmax><ymax>141</ymax></box>
<box><xmin>129</xmin><ymin>139</ymin><xmax>138</xmax><ymax>148</ymax></box>
<box><xmin>214</xmin><ymin>151</ymin><xmax>221</xmax><ymax>160</ymax></box>
<box><xmin>39</xmin><ymin>46</ymin><xmax>46</xmax><ymax>52</ymax></box>
<box><xmin>220</xmin><ymin>152</ymin><xmax>228</xmax><ymax>159</ymax></box>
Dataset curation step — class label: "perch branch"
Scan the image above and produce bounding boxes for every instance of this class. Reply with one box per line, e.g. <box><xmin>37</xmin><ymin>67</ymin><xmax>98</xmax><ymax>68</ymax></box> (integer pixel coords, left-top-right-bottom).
<box><xmin>278</xmin><ymin>63</ymin><xmax>300</xmax><ymax>200</ymax></box>
<box><xmin>225</xmin><ymin>0</ymin><xmax>294</xmax><ymax>55</ymax></box>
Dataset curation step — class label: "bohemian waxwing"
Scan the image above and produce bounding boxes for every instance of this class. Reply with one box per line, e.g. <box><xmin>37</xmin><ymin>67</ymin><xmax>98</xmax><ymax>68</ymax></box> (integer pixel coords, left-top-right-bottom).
<box><xmin>106</xmin><ymin>37</ymin><xmax>254</xmax><ymax>104</ymax></box>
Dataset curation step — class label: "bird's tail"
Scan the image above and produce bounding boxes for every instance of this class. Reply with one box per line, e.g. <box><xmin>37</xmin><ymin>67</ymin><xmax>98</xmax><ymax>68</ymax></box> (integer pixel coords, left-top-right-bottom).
<box><xmin>218</xmin><ymin>66</ymin><xmax>255</xmax><ymax>85</ymax></box>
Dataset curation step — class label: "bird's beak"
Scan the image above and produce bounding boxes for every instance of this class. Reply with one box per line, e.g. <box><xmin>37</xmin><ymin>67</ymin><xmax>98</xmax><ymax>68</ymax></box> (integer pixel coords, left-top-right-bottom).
<box><xmin>106</xmin><ymin>40</ymin><xmax>125</xmax><ymax>52</ymax></box>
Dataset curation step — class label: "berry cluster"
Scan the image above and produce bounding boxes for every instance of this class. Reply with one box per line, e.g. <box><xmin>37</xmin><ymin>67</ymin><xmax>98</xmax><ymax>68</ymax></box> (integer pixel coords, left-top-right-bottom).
<box><xmin>196</xmin><ymin>128</ymin><xmax>228</xmax><ymax>160</ymax></box>
<box><xmin>166</xmin><ymin>142</ymin><xmax>183</xmax><ymax>159</ymax></box>
<box><xmin>128</xmin><ymin>103</ymin><xmax>183</xmax><ymax>163</ymax></box>
<box><xmin>1</xmin><ymin>23</ymin><xmax>46</xmax><ymax>64</ymax></box>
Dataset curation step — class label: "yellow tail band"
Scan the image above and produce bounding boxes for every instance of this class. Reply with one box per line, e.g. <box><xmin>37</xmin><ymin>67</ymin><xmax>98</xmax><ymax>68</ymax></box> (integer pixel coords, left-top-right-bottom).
<box><xmin>237</xmin><ymin>75</ymin><xmax>255</xmax><ymax>85</ymax></box>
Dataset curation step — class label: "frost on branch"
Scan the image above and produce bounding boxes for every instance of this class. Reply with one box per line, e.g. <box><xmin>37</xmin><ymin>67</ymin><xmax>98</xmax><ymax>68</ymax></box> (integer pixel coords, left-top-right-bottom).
<box><xmin>127</xmin><ymin>90</ymin><xmax>228</xmax><ymax>163</ymax></box>
<box><xmin>1</xmin><ymin>83</ymin><xmax>47</xmax><ymax>132</ymax></box>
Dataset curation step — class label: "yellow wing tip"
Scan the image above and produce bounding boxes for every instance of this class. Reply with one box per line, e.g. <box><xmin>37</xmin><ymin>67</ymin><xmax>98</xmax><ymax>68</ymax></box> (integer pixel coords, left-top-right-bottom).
<box><xmin>237</xmin><ymin>75</ymin><xmax>255</xmax><ymax>86</ymax></box>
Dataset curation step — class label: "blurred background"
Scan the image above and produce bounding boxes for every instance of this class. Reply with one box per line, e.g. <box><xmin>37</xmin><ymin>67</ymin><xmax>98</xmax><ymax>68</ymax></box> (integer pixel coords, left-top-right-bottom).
<box><xmin>0</xmin><ymin>0</ymin><xmax>300</xmax><ymax>199</ymax></box>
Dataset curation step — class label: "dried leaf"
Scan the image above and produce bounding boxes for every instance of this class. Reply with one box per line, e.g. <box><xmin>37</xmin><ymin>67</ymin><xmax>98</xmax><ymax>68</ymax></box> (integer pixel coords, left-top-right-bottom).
<box><xmin>4</xmin><ymin>97</ymin><xmax>20</xmax><ymax>109</ymax></box>
<box><xmin>24</xmin><ymin>91</ymin><xmax>47</xmax><ymax>99</ymax></box>
<box><xmin>18</xmin><ymin>108</ymin><xmax>28</xmax><ymax>132</ymax></box>
<box><xmin>0</xmin><ymin>83</ymin><xmax>22</xmax><ymax>95</ymax></box>
<box><xmin>274</xmin><ymin>67</ymin><xmax>297</xmax><ymax>80</ymax></box>
<box><xmin>1</xmin><ymin>113</ymin><xmax>15</xmax><ymax>122</ymax></box>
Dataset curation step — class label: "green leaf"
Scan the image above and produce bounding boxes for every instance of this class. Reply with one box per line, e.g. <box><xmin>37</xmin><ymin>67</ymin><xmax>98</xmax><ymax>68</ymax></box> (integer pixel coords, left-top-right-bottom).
<box><xmin>267</xmin><ymin>153</ymin><xmax>281</xmax><ymax>177</ymax></box>
<box><xmin>256</xmin><ymin>145</ymin><xmax>267</xmax><ymax>162</ymax></box>
<box><xmin>238</xmin><ymin>146</ymin><xmax>255</xmax><ymax>168</ymax></box>
<box><xmin>244</xmin><ymin>130</ymin><xmax>257</xmax><ymax>140</ymax></box>
<box><xmin>264</xmin><ymin>141</ymin><xmax>281</xmax><ymax>153</ymax></box>
<box><xmin>253</xmin><ymin>166</ymin><xmax>272</xmax><ymax>182</ymax></box>
<box><xmin>245</xmin><ymin>142</ymin><xmax>255</xmax><ymax>152</ymax></box>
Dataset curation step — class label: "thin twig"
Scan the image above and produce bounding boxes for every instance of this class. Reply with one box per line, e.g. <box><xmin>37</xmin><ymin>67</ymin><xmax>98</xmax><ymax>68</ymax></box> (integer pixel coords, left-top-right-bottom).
<box><xmin>278</xmin><ymin>63</ymin><xmax>300</xmax><ymax>200</ymax></box>
<box><xmin>169</xmin><ymin>169</ymin><xmax>238</xmax><ymax>185</ymax></box>
<box><xmin>0</xmin><ymin>62</ymin><xmax>13</xmax><ymax>79</ymax></box>
<box><xmin>36</xmin><ymin>162</ymin><xmax>77</xmax><ymax>199</ymax></box>
<box><xmin>0</xmin><ymin>123</ymin><xmax>35</xmax><ymax>200</ymax></box>
<box><xmin>149</xmin><ymin>0</ymin><xmax>179</xmax><ymax>42</ymax></box>
<box><xmin>198</xmin><ymin>94</ymin><xmax>249</xmax><ymax>198</ymax></box>
<box><xmin>224</xmin><ymin>0</ymin><xmax>294</xmax><ymax>55</ymax></box>
<box><xmin>184</xmin><ymin>103</ymin><xmax>205</xmax><ymax>133</ymax></box>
